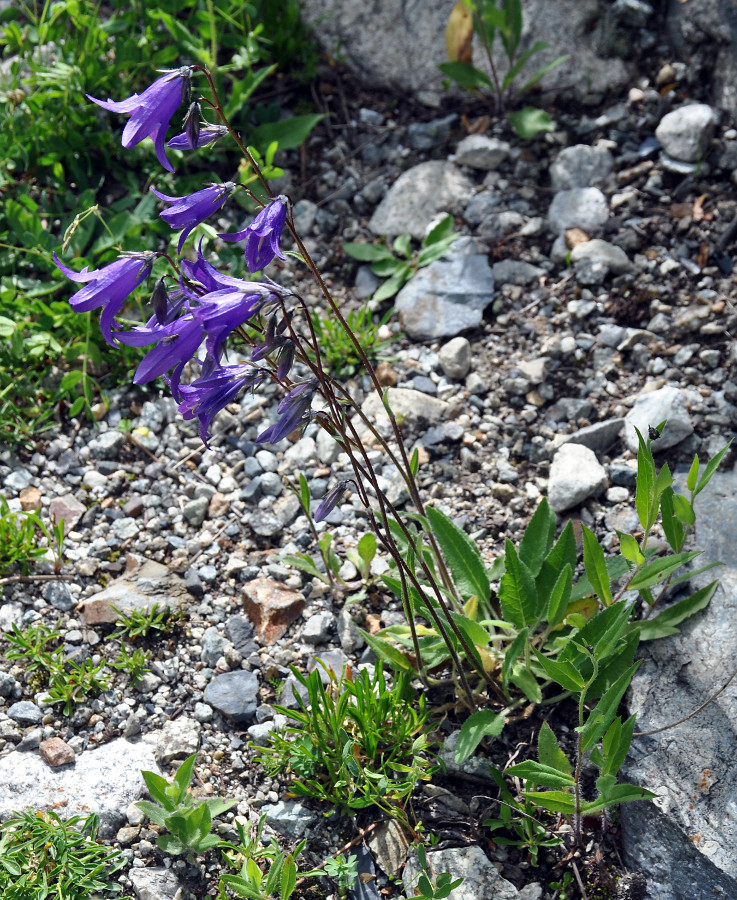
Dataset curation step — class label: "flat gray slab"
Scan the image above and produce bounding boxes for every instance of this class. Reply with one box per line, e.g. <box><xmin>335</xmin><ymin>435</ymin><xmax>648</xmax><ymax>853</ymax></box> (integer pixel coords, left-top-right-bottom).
<box><xmin>622</xmin><ymin>468</ymin><xmax>737</xmax><ymax>899</ymax></box>
<box><xmin>0</xmin><ymin>734</ymin><xmax>160</xmax><ymax>837</ymax></box>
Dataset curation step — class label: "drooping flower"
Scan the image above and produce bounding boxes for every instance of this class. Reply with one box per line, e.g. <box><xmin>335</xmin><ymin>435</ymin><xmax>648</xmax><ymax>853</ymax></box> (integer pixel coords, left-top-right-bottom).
<box><xmin>152</xmin><ymin>182</ymin><xmax>237</xmax><ymax>253</ymax></box>
<box><xmin>314</xmin><ymin>480</ymin><xmax>351</xmax><ymax>523</ymax></box>
<box><xmin>167</xmin><ymin>124</ymin><xmax>229</xmax><ymax>150</ymax></box>
<box><xmin>53</xmin><ymin>251</ymin><xmax>155</xmax><ymax>345</ymax></box>
<box><xmin>250</xmin><ymin>313</ymin><xmax>295</xmax><ymax>379</ymax></box>
<box><xmin>115</xmin><ymin>314</ymin><xmax>204</xmax><ymax>401</ymax></box>
<box><xmin>191</xmin><ymin>286</ymin><xmax>272</xmax><ymax>361</ymax></box>
<box><xmin>87</xmin><ymin>67</ymin><xmax>193</xmax><ymax>172</ymax></box>
<box><xmin>219</xmin><ymin>196</ymin><xmax>288</xmax><ymax>272</ymax></box>
<box><xmin>257</xmin><ymin>380</ymin><xmax>316</xmax><ymax>445</ymax></box>
<box><xmin>177</xmin><ymin>363</ymin><xmax>269</xmax><ymax>444</ymax></box>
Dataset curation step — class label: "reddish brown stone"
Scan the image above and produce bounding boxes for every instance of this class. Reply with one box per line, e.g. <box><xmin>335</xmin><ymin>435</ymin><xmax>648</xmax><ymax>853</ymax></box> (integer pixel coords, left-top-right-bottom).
<box><xmin>19</xmin><ymin>486</ymin><xmax>41</xmax><ymax>511</ymax></box>
<box><xmin>49</xmin><ymin>494</ymin><xmax>86</xmax><ymax>535</ymax></box>
<box><xmin>242</xmin><ymin>578</ymin><xmax>305</xmax><ymax>642</ymax></box>
<box><xmin>39</xmin><ymin>737</ymin><xmax>75</xmax><ymax>767</ymax></box>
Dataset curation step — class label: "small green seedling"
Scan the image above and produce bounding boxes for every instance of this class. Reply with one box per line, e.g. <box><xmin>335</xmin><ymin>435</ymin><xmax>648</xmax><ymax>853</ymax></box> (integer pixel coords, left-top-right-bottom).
<box><xmin>136</xmin><ymin>754</ymin><xmax>236</xmax><ymax>856</ymax></box>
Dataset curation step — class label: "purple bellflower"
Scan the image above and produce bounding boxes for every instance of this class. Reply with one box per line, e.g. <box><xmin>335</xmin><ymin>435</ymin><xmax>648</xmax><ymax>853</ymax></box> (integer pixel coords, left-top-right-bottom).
<box><xmin>314</xmin><ymin>480</ymin><xmax>351</xmax><ymax>523</ymax></box>
<box><xmin>53</xmin><ymin>251</ymin><xmax>155</xmax><ymax>345</ymax></box>
<box><xmin>219</xmin><ymin>196</ymin><xmax>288</xmax><ymax>272</ymax></box>
<box><xmin>115</xmin><ymin>314</ymin><xmax>204</xmax><ymax>401</ymax></box>
<box><xmin>191</xmin><ymin>287</ymin><xmax>272</xmax><ymax>361</ymax></box>
<box><xmin>178</xmin><ymin>363</ymin><xmax>268</xmax><ymax>444</ymax></box>
<box><xmin>167</xmin><ymin>124</ymin><xmax>229</xmax><ymax>150</ymax></box>
<box><xmin>257</xmin><ymin>380</ymin><xmax>316</xmax><ymax>445</ymax></box>
<box><xmin>152</xmin><ymin>182</ymin><xmax>237</xmax><ymax>253</ymax></box>
<box><xmin>87</xmin><ymin>67</ymin><xmax>192</xmax><ymax>172</ymax></box>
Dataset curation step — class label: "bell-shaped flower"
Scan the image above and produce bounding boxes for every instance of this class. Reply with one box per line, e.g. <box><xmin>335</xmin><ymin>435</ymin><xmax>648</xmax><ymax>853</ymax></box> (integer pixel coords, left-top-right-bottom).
<box><xmin>53</xmin><ymin>251</ymin><xmax>155</xmax><ymax>345</ymax></box>
<box><xmin>314</xmin><ymin>480</ymin><xmax>352</xmax><ymax>523</ymax></box>
<box><xmin>219</xmin><ymin>196</ymin><xmax>288</xmax><ymax>272</ymax></box>
<box><xmin>152</xmin><ymin>182</ymin><xmax>237</xmax><ymax>253</ymax></box>
<box><xmin>257</xmin><ymin>380</ymin><xmax>316</xmax><ymax>445</ymax></box>
<box><xmin>167</xmin><ymin>124</ymin><xmax>229</xmax><ymax>150</ymax></box>
<box><xmin>178</xmin><ymin>363</ymin><xmax>268</xmax><ymax>444</ymax></box>
<box><xmin>191</xmin><ymin>287</ymin><xmax>271</xmax><ymax>362</ymax></box>
<box><xmin>115</xmin><ymin>314</ymin><xmax>204</xmax><ymax>401</ymax></box>
<box><xmin>87</xmin><ymin>67</ymin><xmax>193</xmax><ymax>172</ymax></box>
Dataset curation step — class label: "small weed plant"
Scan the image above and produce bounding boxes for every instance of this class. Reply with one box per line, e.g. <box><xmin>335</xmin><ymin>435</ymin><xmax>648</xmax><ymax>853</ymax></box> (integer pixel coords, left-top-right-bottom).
<box><xmin>343</xmin><ymin>214</ymin><xmax>458</xmax><ymax>302</ymax></box>
<box><xmin>309</xmin><ymin>302</ymin><xmax>396</xmax><ymax>377</ymax></box>
<box><xmin>440</xmin><ymin>0</ymin><xmax>569</xmax><ymax>136</ymax></box>
<box><xmin>257</xmin><ymin>662</ymin><xmax>436</xmax><ymax>829</ymax></box>
<box><xmin>109</xmin><ymin>602</ymin><xmax>175</xmax><ymax>641</ymax></box>
<box><xmin>0</xmin><ymin>496</ymin><xmax>64</xmax><ymax>575</ymax></box>
<box><xmin>136</xmin><ymin>753</ymin><xmax>236</xmax><ymax>856</ymax></box>
<box><xmin>0</xmin><ymin>810</ymin><xmax>125</xmax><ymax>899</ymax></box>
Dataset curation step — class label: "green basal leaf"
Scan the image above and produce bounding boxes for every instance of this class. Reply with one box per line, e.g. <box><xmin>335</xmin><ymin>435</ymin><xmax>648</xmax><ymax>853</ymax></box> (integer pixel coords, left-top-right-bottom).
<box><xmin>627</xmin><ymin>551</ymin><xmax>700</xmax><ymax>592</ymax></box>
<box><xmin>659</xmin><ymin>488</ymin><xmax>686</xmax><ymax>554</ymax></box>
<box><xmin>601</xmin><ymin>715</ymin><xmax>636</xmax><ymax>777</ymax></box>
<box><xmin>370</xmin><ymin>257</ymin><xmax>404</xmax><ymax>277</ymax></box>
<box><xmin>686</xmin><ymin>454</ymin><xmax>699</xmax><ymax>493</ymax></box>
<box><xmin>634</xmin><ymin>426</ymin><xmax>655</xmax><ymax>530</ymax></box>
<box><xmin>538</xmin><ymin>721</ymin><xmax>572</xmax><ymax>777</ymax></box>
<box><xmin>373</xmin><ymin>266</ymin><xmax>412</xmax><ymax>301</ymax></box>
<box><xmin>140</xmin><ymin>770</ymin><xmax>172</xmax><ymax>809</ymax></box>
<box><xmin>423</xmin><ymin>214</ymin><xmax>455</xmax><ymax>246</ymax></box>
<box><xmin>252</xmin><ymin>114</ymin><xmax>324</xmax><ymax>151</ymax></box>
<box><xmin>519</xmin><ymin>499</ymin><xmax>555</xmax><ymax>577</ymax></box>
<box><xmin>502</xmin><ymin>628</ymin><xmax>528</xmax><ymax>688</ymax></box>
<box><xmin>392</xmin><ymin>233</ymin><xmax>412</xmax><ymax>258</ymax></box>
<box><xmin>438</xmin><ymin>60</ymin><xmax>494</xmax><ymax>91</ymax></box>
<box><xmin>619</xmin><ymin>531</ymin><xmax>645</xmax><ymax>566</ymax></box>
<box><xmin>500</xmin><ymin>539</ymin><xmax>540</xmax><ymax>628</ymax></box>
<box><xmin>172</xmin><ymin>753</ymin><xmax>196</xmax><ymax>802</ymax></box>
<box><xmin>672</xmin><ymin>492</ymin><xmax>695</xmax><ymax>525</ymax></box>
<box><xmin>578</xmin><ymin>662</ymin><xmax>640</xmax><ymax>753</ymax></box>
<box><xmin>510</xmin><ymin>663</ymin><xmax>543</xmax><ymax>703</ymax></box>
<box><xmin>508</xmin><ymin>107</ymin><xmax>554</xmax><ymax>140</ymax></box>
<box><xmin>638</xmin><ymin>580</ymin><xmax>718</xmax><ymax>641</ymax></box>
<box><xmin>546</xmin><ymin>564</ymin><xmax>572</xmax><ymax>627</ymax></box>
<box><xmin>359</xmin><ymin>629</ymin><xmax>414</xmax><ymax>672</ymax></box>
<box><xmin>157</xmin><ymin>832</ymin><xmax>185</xmax><ymax>855</ymax></box>
<box><xmin>357</xmin><ymin>532</ymin><xmax>377</xmax><ymax>569</ymax></box>
<box><xmin>415</xmin><ymin>238</ymin><xmax>457</xmax><ymax>267</ymax></box>
<box><xmin>455</xmin><ymin>709</ymin><xmax>505</xmax><ymax>764</ymax></box>
<box><xmin>582</xmin><ymin>525</ymin><xmax>612</xmax><ymax>606</ymax></box>
<box><xmin>205</xmin><ymin>797</ymin><xmax>237</xmax><ymax>818</ymax></box>
<box><xmin>280</xmin><ymin>554</ymin><xmax>325</xmax><ymax>581</ymax></box>
<box><xmin>579</xmin><ymin>784</ymin><xmax>657</xmax><ymax>814</ymax></box>
<box><xmin>695</xmin><ymin>439</ymin><xmax>733</xmax><ymax>496</ymax></box>
<box><xmin>506</xmin><ymin>760</ymin><xmax>575</xmax><ymax>789</ymax></box>
<box><xmin>426</xmin><ymin>505</ymin><xmax>490</xmax><ymax>603</ymax></box>
<box><xmin>280</xmin><ymin>856</ymin><xmax>297</xmax><ymax>900</ymax></box>
<box><xmin>532</xmin><ymin>647</ymin><xmax>585</xmax><ymax>692</ymax></box>
<box><xmin>134</xmin><ymin>800</ymin><xmax>168</xmax><ymax>827</ymax></box>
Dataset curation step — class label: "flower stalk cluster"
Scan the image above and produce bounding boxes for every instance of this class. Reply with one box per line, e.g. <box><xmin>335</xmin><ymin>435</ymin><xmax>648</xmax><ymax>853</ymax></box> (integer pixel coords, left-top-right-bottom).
<box><xmin>55</xmin><ymin>64</ymin><xmax>497</xmax><ymax>707</ymax></box>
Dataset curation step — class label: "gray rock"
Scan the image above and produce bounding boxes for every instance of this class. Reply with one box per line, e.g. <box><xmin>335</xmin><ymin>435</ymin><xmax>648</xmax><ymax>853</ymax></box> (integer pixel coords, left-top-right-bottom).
<box><xmin>548</xmin><ymin>443</ymin><xmax>608</xmax><ymax>512</ymax></box>
<box><xmin>438</xmin><ymin>337</ymin><xmax>472</xmax><ymax>380</ymax></box>
<box><xmin>394</xmin><ymin>237</ymin><xmax>494</xmax><ymax>339</ymax></box>
<box><xmin>355</xmin><ymin>265</ymin><xmax>381</xmax><ymax>300</ymax></box>
<box><xmin>316</xmin><ymin>429</ymin><xmax>341</xmax><ymax>465</ymax></box>
<box><xmin>492</xmin><ymin>259</ymin><xmax>545</xmax><ymax>286</ymax></box>
<box><xmin>570</xmin><ymin>239</ymin><xmax>634</xmax><ymax>284</ymax></box>
<box><xmin>403</xmin><ymin>846</ymin><xmax>520</xmax><ymax>900</ymax></box>
<box><xmin>0</xmin><ymin>735</ymin><xmax>159</xmax><ymax>837</ymax></box>
<box><xmin>360</xmin><ymin>388</ymin><xmax>446</xmax><ymax>431</ymax></box>
<box><xmin>407</xmin><ymin>114</ymin><xmax>457</xmax><ymax>150</ymax></box>
<box><xmin>550</xmin><ymin>144</ymin><xmax>614</xmax><ymax>190</ymax></box>
<box><xmin>77</xmin><ymin>556</ymin><xmax>189</xmax><ymax>626</ymax></box>
<box><xmin>87</xmin><ymin>431</ymin><xmax>125</xmax><ymax>459</ymax></box>
<box><xmin>200</xmin><ymin>626</ymin><xmax>226</xmax><ymax>667</ymax></box>
<box><xmin>622</xmin><ymin>469</ymin><xmax>737</xmax><ymax>900</ymax></box>
<box><xmin>369</xmin><ymin>161</ymin><xmax>472</xmax><ymax>239</ymax></box>
<box><xmin>183</xmin><ymin>495</ymin><xmax>209</xmax><ymax>527</ymax></box>
<box><xmin>302</xmin><ymin>611</ymin><xmax>335</xmax><ymax>645</ymax></box>
<box><xmin>42</xmin><ymin>581</ymin><xmax>74</xmax><ymax>611</ymax></box>
<box><xmin>262</xmin><ymin>799</ymin><xmax>317</xmax><ymax>839</ymax></box>
<box><xmin>154</xmin><ymin>717</ymin><xmax>201</xmax><ymax>765</ymax></box>
<box><xmin>204</xmin><ymin>670</ymin><xmax>259</xmax><ymax>723</ymax></box>
<box><xmin>613</xmin><ymin>0</ymin><xmax>653</xmax><ymax>26</ymax></box>
<box><xmin>454</xmin><ymin>135</ymin><xmax>511</xmax><ymax>170</ymax></box>
<box><xmin>3</xmin><ymin>468</ymin><xmax>32</xmax><ymax>491</ymax></box>
<box><xmin>562</xmin><ymin>419</ymin><xmax>625</xmax><ymax>454</ymax></box>
<box><xmin>464</xmin><ymin>190</ymin><xmax>500</xmax><ymax>225</ymax></box>
<box><xmin>624</xmin><ymin>386</ymin><xmax>694</xmax><ymax>452</ymax></box>
<box><xmin>128</xmin><ymin>867</ymin><xmax>184</xmax><ymax>900</ymax></box>
<box><xmin>0</xmin><ymin>672</ymin><xmax>15</xmax><ymax>697</ymax></box>
<box><xmin>655</xmin><ymin>104</ymin><xmax>717</xmax><ymax>163</ymax></box>
<box><xmin>292</xmin><ymin>199</ymin><xmax>317</xmax><ymax>234</ymax></box>
<box><xmin>7</xmin><ymin>701</ymin><xmax>43</xmax><ymax>726</ymax></box>
<box><xmin>0</xmin><ymin>601</ymin><xmax>23</xmax><ymax>633</ymax></box>
<box><xmin>283</xmin><ymin>437</ymin><xmax>317</xmax><ymax>468</ymax></box>
<box><xmin>548</xmin><ymin>187</ymin><xmax>609</xmax><ymax>235</ymax></box>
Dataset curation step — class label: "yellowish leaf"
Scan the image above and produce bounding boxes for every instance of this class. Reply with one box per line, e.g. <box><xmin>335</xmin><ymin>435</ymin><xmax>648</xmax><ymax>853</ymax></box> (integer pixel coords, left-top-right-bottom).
<box><xmin>446</xmin><ymin>0</ymin><xmax>474</xmax><ymax>63</ymax></box>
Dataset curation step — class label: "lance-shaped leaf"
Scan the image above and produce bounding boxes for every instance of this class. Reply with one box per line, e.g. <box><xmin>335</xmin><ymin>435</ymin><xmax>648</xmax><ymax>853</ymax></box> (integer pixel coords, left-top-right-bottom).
<box><xmin>426</xmin><ymin>505</ymin><xmax>490</xmax><ymax>603</ymax></box>
<box><xmin>455</xmin><ymin>709</ymin><xmax>506</xmax><ymax>764</ymax></box>
<box><xmin>638</xmin><ymin>580</ymin><xmax>718</xmax><ymax>641</ymax></box>
<box><xmin>578</xmin><ymin>662</ymin><xmax>641</xmax><ymax>753</ymax></box>
<box><xmin>506</xmin><ymin>760</ymin><xmax>574</xmax><ymax>790</ymax></box>
<box><xmin>500</xmin><ymin>539</ymin><xmax>540</xmax><ymax>628</ymax></box>
<box><xmin>519</xmin><ymin>499</ymin><xmax>555</xmax><ymax>576</ymax></box>
<box><xmin>582</xmin><ymin>524</ymin><xmax>612</xmax><ymax>607</ymax></box>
